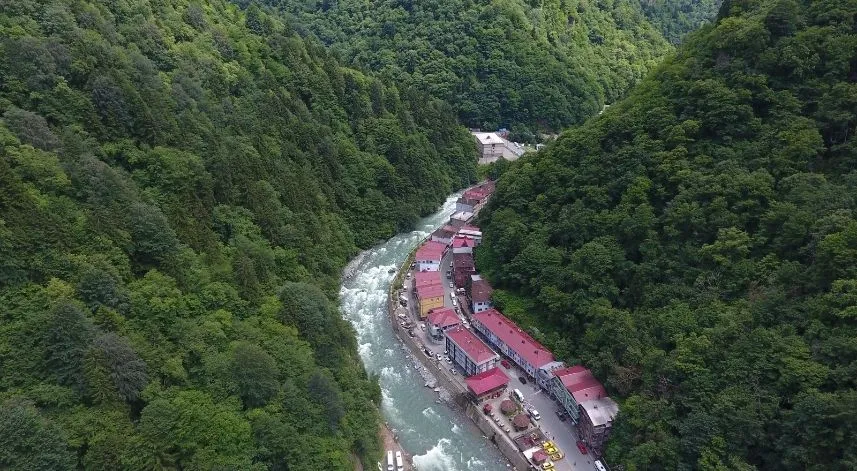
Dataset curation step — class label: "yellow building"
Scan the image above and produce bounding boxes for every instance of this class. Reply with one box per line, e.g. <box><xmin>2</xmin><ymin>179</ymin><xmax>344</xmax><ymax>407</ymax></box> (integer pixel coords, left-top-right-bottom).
<box><xmin>417</xmin><ymin>284</ymin><xmax>445</xmax><ymax>318</ymax></box>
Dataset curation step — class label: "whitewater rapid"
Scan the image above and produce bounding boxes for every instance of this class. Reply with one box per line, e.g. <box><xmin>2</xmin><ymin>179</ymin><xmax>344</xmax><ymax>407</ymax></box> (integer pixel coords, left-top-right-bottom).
<box><xmin>339</xmin><ymin>193</ymin><xmax>508</xmax><ymax>471</ymax></box>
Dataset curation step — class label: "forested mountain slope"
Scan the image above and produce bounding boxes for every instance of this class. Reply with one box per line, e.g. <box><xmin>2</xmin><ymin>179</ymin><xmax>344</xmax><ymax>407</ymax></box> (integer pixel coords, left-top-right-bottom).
<box><xmin>271</xmin><ymin>0</ymin><xmax>671</xmax><ymax>132</ymax></box>
<box><xmin>638</xmin><ymin>0</ymin><xmax>722</xmax><ymax>43</ymax></box>
<box><xmin>477</xmin><ymin>0</ymin><xmax>857</xmax><ymax>468</ymax></box>
<box><xmin>0</xmin><ymin>0</ymin><xmax>476</xmax><ymax>468</ymax></box>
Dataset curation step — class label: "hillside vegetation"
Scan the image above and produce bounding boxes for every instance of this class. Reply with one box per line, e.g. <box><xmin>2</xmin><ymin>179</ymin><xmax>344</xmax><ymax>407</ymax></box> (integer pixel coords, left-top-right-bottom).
<box><xmin>638</xmin><ymin>0</ymin><xmax>723</xmax><ymax>43</ymax></box>
<box><xmin>0</xmin><ymin>0</ymin><xmax>477</xmax><ymax>468</ymax></box>
<box><xmin>478</xmin><ymin>0</ymin><xmax>857</xmax><ymax>468</ymax></box>
<box><xmin>274</xmin><ymin>0</ymin><xmax>672</xmax><ymax>132</ymax></box>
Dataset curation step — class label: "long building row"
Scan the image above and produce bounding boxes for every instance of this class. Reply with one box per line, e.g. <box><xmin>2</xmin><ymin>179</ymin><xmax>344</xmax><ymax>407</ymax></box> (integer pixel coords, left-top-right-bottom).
<box><xmin>411</xmin><ymin>180</ymin><xmax>620</xmax><ymax>459</ymax></box>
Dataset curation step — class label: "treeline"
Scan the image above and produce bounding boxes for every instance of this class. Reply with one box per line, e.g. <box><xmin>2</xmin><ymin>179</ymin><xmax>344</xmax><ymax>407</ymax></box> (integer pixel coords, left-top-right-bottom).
<box><xmin>638</xmin><ymin>0</ymin><xmax>723</xmax><ymax>43</ymax></box>
<box><xmin>0</xmin><ymin>0</ymin><xmax>477</xmax><ymax>469</ymax></box>
<box><xmin>477</xmin><ymin>0</ymin><xmax>857</xmax><ymax>468</ymax></box>
<box><xmin>264</xmin><ymin>0</ymin><xmax>672</xmax><ymax>132</ymax></box>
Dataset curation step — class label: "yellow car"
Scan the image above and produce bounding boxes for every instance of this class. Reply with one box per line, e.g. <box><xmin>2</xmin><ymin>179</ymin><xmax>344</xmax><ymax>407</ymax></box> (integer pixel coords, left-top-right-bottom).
<box><xmin>550</xmin><ymin>452</ymin><xmax>564</xmax><ymax>461</ymax></box>
<box><xmin>542</xmin><ymin>462</ymin><xmax>555</xmax><ymax>470</ymax></box>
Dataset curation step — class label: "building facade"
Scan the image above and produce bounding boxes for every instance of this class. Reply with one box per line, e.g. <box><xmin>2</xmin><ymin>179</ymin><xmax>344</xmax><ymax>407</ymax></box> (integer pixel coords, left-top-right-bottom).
<box><xmin>416</xmin><ymin>284</ymin><xmax>444</xmax><ymax>318</ymax></box>
<box><xmin>472</xmin><ymin>309</ymin><xmax>555</xmax><ymax>378</ymax></box>
<box><xmin>577</xmin><ymin>397</ymin><xmax>619</xmax><ymax>457</ymax></box>
<box><xmin>414</xmin><ymin>241</ymin><xmax>446</xmax><ymax>272</ymax></box>
<box><xmin>427</xmin><ymin>308</ymin><xmax>461</xmax><ymax>343</ymax></box>
<box><xmin>550</xmin><ymin>365</ymin><xmax>607</xmax><ymax>423</ymax></box>
<box><xmin>469</xmin><ymin>275</ymin><xmax>493</xmax><ymax>313</ymax></box>
<box><xmin>445</xmin><ymin>327</ymin><xmax>499</xmax><ymax>376</ymax></box>
<box><xmin>473</xmin><ymin>132</ymin><xmax>505</xmax><ymax>164</ymax></box>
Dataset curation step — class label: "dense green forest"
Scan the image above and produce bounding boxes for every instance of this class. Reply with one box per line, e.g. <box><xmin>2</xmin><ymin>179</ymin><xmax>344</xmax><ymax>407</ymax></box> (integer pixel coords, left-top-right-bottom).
<box><xmin>477</xmin><ymin>0</ymin><xmax>857</xmax><ymax>468</ymax></box>
<box><xmin>638</xmin><ymin>0</ymin><xmax>722</xmax><ymax>43</ymax></box>
<box><xmin>0</xmin><ymin>0</ymin><xmax>477</xmax><ymax>468</ymax></box>
<box><xmin>267</xmin><ymin>0</ymin><xmax>672</xmax><ymax>132</ymax></box>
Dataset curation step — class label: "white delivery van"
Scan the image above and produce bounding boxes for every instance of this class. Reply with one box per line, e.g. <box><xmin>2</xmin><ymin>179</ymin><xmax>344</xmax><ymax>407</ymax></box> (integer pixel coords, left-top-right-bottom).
<box><xmin>594</xmin><ymin>460</ymin><xmax>607</xmax><ymax>471</ymax></box>
<box><xmin>512</xmin><ymin>388</ymin><xmax>524</xmax><ymax>403</ymax></box>
<box><xmin>386</xmin><ymin>450</ymin><xmax>394</xmax><ymax>471</ymax></box>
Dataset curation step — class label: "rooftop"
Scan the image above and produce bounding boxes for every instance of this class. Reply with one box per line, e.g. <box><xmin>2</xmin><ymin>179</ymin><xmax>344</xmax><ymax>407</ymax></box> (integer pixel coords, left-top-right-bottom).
<box><xmin>465</xmin><ymin>367</ymin><xmax>510</xmax><ymax>396</ymax></box>
<box><xmin>460</xmin><ymin>225</ymin><xmax>481</xmax><ymax>233</ymax></box>
<box><xmin>553</xmin><ymin>365</ymin><xmax>607</xmax><ymax>403</ymax></box>
<box><xmin>473</xmin><ymin>132</ymin><xmax>505</xmax><ymax>145</ymax></box>
<box><xmin>446</xmin><ymin>326</ymin><xmax>498</xmax><ymax>365</ymax></box>
<box><xmin>451</xmin><ymin>211</ymin><xmax>474</xmax><ymax>221</ymax></box>
<box><xmin>453</xmin><ymin>252</ymin><xmax>475</xmax><ymax>269</ymax></box>
<box><xmin>471</xmin><ymin>279</ymin><xmax>493</xmax><ymax>303</ymax></box>
<box><xmin>579</xmin><ymin>397</ymin><xmax>619</xmax><ymax>427</ymax></box>
<box><xmin>427</xmin><ymin>308</ymin><xmax>460</xmax><ymax>329</ymax></box>
<box><xmin>416</xmin><ymin>284</ymin><xmax>444</xmax><ymax>299</ymax></box>
<box><xmin>472</xmin><ymin>309</ymin><xmax>554</xmax><ymax>368</ymax></box>
<box><xmin>415</xmin><ymin>241</ymin><xmax>446</xmax><ymax>261</ymax></box>
<box><xmin>413</xmin><ymin>271</ymin><xmax>442</xmax><ymax>288</ymax></box>
<box><xmin>452</xmin><ymin>236</ymin><xmax>474</xmax><ymax>249</ymax></box>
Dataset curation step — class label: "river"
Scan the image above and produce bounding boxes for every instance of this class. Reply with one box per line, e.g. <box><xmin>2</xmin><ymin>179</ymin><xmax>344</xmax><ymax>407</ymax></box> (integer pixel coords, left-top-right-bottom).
<box><xmin>339</xmin><ymin>193</ymin><xmax>508</xmax><ymax>471</ymax></box>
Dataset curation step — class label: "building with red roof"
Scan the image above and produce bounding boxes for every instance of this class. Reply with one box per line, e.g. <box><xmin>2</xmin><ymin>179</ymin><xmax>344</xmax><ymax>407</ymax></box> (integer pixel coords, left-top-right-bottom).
<box><xmin>550</xmin><ymin>365</ymin><xmax>607</xmax><ymax>422</ymax></box>
<box><xmin>445</xmin><ymin>326</ymin><xmax>499</xmax><ymax>376</ymax></box>
<box><xmin>413</xmin><ymin>271</ymin><xmax>442</xmax><ymax>290</ymax></box>
<box><xmin>451</xmin><ymin>235</ymin><xmax>475</xmax><ymax>254</ymax></box>
<box><xmin>452</xmin><ymin>252</ymin><xmax>475</xmax><ymax>287</ymax></box>
<box><xmin>472</xmin><ymin>309</ymin><xmax>554</xmax><ymax>377</ymax></box>
<box><xmin>415</xmin><ymin>284</ymin><xmax>445</xmax><ymax>318</ymax></box>
<box><xmin>414</xmin><ymin>241</ymin><xmax>446</xmax><ymax>271</ymax></box>
<box><xmin>468</xmin><ymin>275</ymin><xmax>493</xmax><ymax>313</ymax></box>
<box><xmin>465</xmin><ymin>367</ymin><xmax>509</xmax><ymax>401</ymax></box>
<box><xmin>427</xmin><ymin>308</ymin><xmax>461</xmax><ymax>343</ymax></box>
<box><xmin>430</xmin><ymin>225</ymin><xmax>459</xmax><ymax>245</ymax></box>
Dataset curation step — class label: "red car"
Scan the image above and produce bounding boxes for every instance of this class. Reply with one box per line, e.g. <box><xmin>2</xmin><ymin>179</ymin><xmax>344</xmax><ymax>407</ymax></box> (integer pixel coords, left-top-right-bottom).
<box><xmin>501</xmin><ymin>360</ymin><xmax>511</xmax><ymax>369</ymax></box>
<box><xmin>576</xmin><ymin>441</ymin><xmax>588</xmax><ymax>455</ymax></box>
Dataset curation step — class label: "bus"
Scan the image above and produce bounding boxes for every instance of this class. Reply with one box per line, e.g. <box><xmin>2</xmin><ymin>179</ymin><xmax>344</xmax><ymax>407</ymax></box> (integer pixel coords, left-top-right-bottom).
<box><xmin>386</xmin><ymin>451</ymin><xmax>394</xmax><ymax>471</ymax></box>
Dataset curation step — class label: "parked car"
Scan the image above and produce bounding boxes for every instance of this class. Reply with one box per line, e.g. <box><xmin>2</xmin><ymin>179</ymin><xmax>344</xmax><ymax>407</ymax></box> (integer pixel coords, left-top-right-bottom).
<box><xmin>451</xmin><ymin>298</ymin><xmax>457</xmax><ymax>306</ymax></box>
<box><xmin>449</xmin><ymin>282</ymin><xmax>454</xmax><ymax>288</ymax></box>
<box><xmin>576</xmin><ymin>441</ymin><xmax>588</xmax><ymax>455</ymax></box>
<box><xmin>518</xmin><ymin>376</ymin><xmax>527</xmax><ymax>384</ymax></box>
<box><xmin>501</xmin><ymin>360</ymin><xmax>511</xmax><ymax>369</ymax></box>
<box><xmin>555</xmin><ymin>410</ymin><xmax>567</xmax><ymax>421</ymax></box>
<box><xmin>528</xmin><ymin>408</ymin><xmax>541</xmax><ymax>421</ymax></box>
<box><xmin>436</xmin><ymin>354</ymin><xmax>443</xmax><ymax>362</ymax></box>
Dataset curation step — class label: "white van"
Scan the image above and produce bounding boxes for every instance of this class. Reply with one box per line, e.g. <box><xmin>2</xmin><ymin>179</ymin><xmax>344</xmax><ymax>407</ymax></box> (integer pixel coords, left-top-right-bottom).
<box><xmin>528</xmin><ymin>408</ymin><xmax>541</xmax><ymax>421</ymax></box>
<box><xmin>512</xmin><ymin>388</ymin><xmax>524</xmax><ymax>403</ymax></box>
<box><xmin>594</xmin><ymin>460</ymin><xmax>607</xmax><ymax>471</ymax></box>
<box><xmin>386</xmin><ymin>450</ymin><xmax>394</xmax><ymax>471</ymax></box>
<box><xmin>395</xmin><ymin>451</ymin><xmax>404</xmax><ymax>471</ymax></box>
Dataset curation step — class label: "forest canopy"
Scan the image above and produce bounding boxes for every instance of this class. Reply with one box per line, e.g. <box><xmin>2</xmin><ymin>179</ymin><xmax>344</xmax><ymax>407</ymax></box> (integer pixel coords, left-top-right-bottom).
<box><xmin>271</xmin><ymin>0</ymin><xmax>673</xmax><ymax>132</ymax></box>
<box><xmin>477</xmin><ymin>0</ymin><xmax>857</xmax><ymax>468</ymax></box>
<box><xmin>0</xmin><ymin>0</ymin><xmax>478</xmax><ymax>468</ymax></box>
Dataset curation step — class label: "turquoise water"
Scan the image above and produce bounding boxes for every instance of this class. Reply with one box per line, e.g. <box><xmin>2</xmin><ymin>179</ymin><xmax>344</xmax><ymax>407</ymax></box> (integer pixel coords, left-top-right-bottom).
<box><xmin>339</xmin><ymin>194</ymin><xmax>509</xmax><ymax>471</ymax></box>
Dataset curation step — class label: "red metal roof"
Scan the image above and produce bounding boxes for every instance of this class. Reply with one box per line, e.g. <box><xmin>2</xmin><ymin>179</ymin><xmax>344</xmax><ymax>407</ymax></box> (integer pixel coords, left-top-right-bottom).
<box><xmin>413</xmin><ymin>271</ymin><xmax>442</xmax><ymax>288</ymax></box>
<box><xmin>460</xmin><ymin>225</ymin><xmax>481</xmax><ymax>233</ymax></box>
<box><xmin>465</xmin><ymin>367</ymin><xmax>509</xmax><ymax>396</ymax></box>
<box><xmin>553</xmin><ymin>366</ymin><xmax>607</xmax><ymax>403</ymax></box>
<box><xmin>452</xmin><ymin>236</ymin><xmax>473</xmax><ymax>248</ymax></box>
<box><xmin>472</xmin><ymin>309</ymin><xmax>554</xmax><ymax>368</ymax></box>
<box><xmin>416</xmin><ymin>284</ymin><xmax>444</xmax><ymax>299</ymax></box>
<box><xmin>471</xmin><ymin>279</ymin><xmax>493</xmax><ymax>303</ymax></box>
<box><xmin>446</xmin><ymin>327</ymin><xmax>497</xmax><ymax>365</ymax></box>
<box><xmin>427</xmin><ymin>308</ymin><xmax>460</xmax><ymax>329</ymax></box>
<box><xmin>453</xmin><ymin>252</ymin><xmax>474</xmax><ymax>269</ymax></box>
<box><xmin>415</xmin><ymin>241</ymin><xmax>446</xmax><ymax>261</ymax></box>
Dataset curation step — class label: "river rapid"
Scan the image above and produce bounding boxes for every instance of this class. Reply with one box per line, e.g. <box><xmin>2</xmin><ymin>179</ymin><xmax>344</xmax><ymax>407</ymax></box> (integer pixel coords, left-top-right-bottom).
<box><xmin>339</xmin><ymin>193</ymin><xmax>508</xmax><ymax>471</ymax></box>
